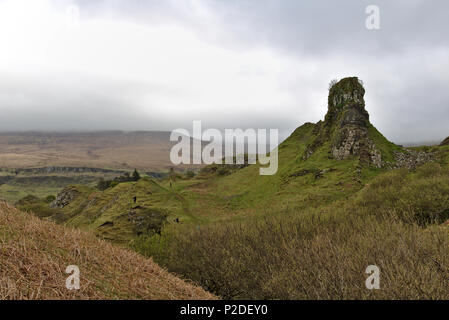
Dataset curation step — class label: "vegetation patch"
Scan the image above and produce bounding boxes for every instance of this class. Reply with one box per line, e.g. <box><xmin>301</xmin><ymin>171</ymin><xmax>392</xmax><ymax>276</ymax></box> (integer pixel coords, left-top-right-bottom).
<box><xmin>144</xmin><ymin>163</ymin><xmax>449</xmax><ymax>299</ymax></box>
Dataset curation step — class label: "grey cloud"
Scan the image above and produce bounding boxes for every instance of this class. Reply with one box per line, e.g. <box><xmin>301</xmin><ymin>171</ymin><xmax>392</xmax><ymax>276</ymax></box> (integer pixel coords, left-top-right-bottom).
<box><xmin>0</xmin><ymin>74</ymin><xmax>156</xmax><ymax>131</ymax></box>
<box><xmin>205</xmin><ymin>0</ymin><xmax>449</xmax><ymax>56</ymax></box>
<box><xmin>1</xmin><ymin>0</ymin><xmax>448</xmax><ymax>144</ymax></box>
<box><xmin>89</xmin><ymin>0</ymin><xmax>449</xmax><ymax>55</ymax></box>
<box><xmin>0</xmin><ymin>73</ymin><xmax>296</xmax><ymax>140</ymax></box>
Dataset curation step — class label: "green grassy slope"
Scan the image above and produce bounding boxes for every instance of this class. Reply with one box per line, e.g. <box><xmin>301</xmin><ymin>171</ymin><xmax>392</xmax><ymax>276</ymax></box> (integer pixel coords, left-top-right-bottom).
<box><xmin>155</xmin><ymin>161</ymin><xmax>449</xmax><ymax>299</ymax></box>
<box><xmin>441</xmin><ymin>136</ymin><xmax>449</xmax><ymax>146</ymax></box>
<box><xmin>171</xmin><ymin>120</ymin><xmax>396</xmax><ymax>223</ymax></box>
<box><xmin>17</xmin><ymin>118</ymin><xmax>433</xmax><ymax>246</ymax></box>
<box><xmin>16</xmin><ymin>177</ymin><xmax>190</xmax><ymax>244</ymax></box>
<box><xmin>13</xmin><ymin>125</ymin><xmax>449</xmax><ymax>300</ymax></box>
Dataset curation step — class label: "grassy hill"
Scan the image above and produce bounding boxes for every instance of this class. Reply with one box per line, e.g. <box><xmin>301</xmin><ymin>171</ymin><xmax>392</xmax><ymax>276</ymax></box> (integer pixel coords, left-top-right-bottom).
<box><xmin>0</xmin><ymin>201</ymin><xmax>215</xmax><ymax>299</ymax></box>
<box><xmin>151</xmin><ymin>151</ymin><xmax>449</xmax><ymax>299</ymax></box>
<box><xmin>14</xmin><ymin>122</ymin><xmax>378</xmax><ymax>245</ymax></box>
<box><xmin>15</xmin><ymin>176</ymin><xmax>193</xmax><ymax>245</ymax></box>
<box><xmin>17</xmin><ymin>129</ymin><xmax>449</xmax><ymax>299</ymax></box>
<box><xmin>13</xmin><ymin>78</ymin><xmax>449</xmax><ymax>299</ymax></box>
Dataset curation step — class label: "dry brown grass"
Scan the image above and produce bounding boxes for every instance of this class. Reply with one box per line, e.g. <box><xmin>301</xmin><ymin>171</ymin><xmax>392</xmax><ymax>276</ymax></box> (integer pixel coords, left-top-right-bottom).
<box><xmin>0</xmin><ymin>201</ymin><xmax>216</xmax><ymax>300</ymax></box>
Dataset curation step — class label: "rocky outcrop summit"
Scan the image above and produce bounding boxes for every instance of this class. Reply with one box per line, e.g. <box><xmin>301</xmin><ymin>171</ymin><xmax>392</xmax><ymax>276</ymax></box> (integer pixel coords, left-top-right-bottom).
<box><xmin>304</xmin><ymin>77</ymin><xmax>388</xmax><ymax>167</ymax></box>
<box><xmin>441</xmin><ymin>137</ymin><xmax>449</xmax><ymax>146</ymax></box>
<box><xmin>302</xmin><ymin>77</ymin><xmax>437</xmax><ymax>169</ymax></box>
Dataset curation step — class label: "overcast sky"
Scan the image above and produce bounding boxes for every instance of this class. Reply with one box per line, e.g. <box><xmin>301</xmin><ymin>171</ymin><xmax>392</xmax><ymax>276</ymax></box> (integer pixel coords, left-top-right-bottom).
<box><xmin>0</xmin><ymin>0</ymin><xmax>448</xmax><ymax>144</ymax></box>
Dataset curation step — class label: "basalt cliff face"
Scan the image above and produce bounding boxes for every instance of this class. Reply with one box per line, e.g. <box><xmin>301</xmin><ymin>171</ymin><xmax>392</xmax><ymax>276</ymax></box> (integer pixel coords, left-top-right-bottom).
<box><xmin>304</xmin><ymin>77</ymin><xmax>390</xmax><ymax>167</ymax></box>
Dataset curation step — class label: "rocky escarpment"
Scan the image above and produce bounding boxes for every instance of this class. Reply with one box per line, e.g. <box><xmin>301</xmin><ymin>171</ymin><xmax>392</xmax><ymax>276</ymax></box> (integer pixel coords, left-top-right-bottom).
<box><xmin>304</xmin><ymin>77</ymin><xmax>386</xmax><ymax>167</ymax></box>
<box><xmin>3</xmin><ymin>167</ymin><xmax>165</xmax><ymax>178</ymax></box>
<box><xmin>441</xmin><ymin>137</ymin><xmax>449</xmax><ymax>146</ymax></box>
<box><xmin>16</xmin><ymin>166</ymin><xmax>123</xmax><ymax>175</ymax></box>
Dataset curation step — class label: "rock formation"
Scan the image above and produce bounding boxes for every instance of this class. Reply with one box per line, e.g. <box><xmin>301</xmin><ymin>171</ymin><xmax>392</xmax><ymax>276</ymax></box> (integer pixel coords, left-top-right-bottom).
<box><xmin>304</xmin><ymin>77</ymin><xmax>383</xmax><ymax>167</ymax></box>
<box><xmin>441</xmin><ymin>137</ymin><xmax>449</xmax><ymax>146</ymax></box>
<box><xmin>391</xmin><ymin>149</ymin><xmax>434</xmax><ymax>169</ymax></box>
<box><xmin>51</xmin><ymin>186</ymin><xmax>79</xmax><ymax>208</ymax></box>
<box><xmin>302</xmin><ymin>77</ymin><xmax>437</xmax><ymax>169</ymax></box>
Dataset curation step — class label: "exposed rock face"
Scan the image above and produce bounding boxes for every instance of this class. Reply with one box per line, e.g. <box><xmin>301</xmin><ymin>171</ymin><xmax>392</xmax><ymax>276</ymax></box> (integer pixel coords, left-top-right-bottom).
<box><xmin>50</xmin><ymin>186</ymin><xmax>79</xmax><ymax>208</ymax></box>
<box><xmin>391</xmin><ymin>150</ymin><xmax>434</xmax><ymax>169</ymax></box>
<box><xmin>302</xmin><ymin>77</ymin><xmax>436</xmax><ymax>169</ymax></box>
<box><xmin>328</xmin><ymin>78</ymin><xmax>382</xmax><ymax>167</ymax></box>
<box><xmin>441</xmin><ymin>137</ymin><xmax>449</xmax><ymax>146</ymax></box>
<box><xmin>305</xmin><ymin>77</ymin><xmax>383</xmax><ymax>167</ymax></box>
<box><xmin>127</xmin><ymin>207</ymin><xmax>168</xmax><ymax>236</ymax></box>
<box><xmin>331</xmin><ymin>126</ymin><xmax>382</xmax><ymax>168</ymax></box>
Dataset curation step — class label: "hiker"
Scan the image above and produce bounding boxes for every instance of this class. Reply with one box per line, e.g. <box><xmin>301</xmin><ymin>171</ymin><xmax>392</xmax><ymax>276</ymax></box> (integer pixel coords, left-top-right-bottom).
<box><xmin>133</xmin><ymin>196</ymin><xmax>137</xmax><ymax>203</ymax></box>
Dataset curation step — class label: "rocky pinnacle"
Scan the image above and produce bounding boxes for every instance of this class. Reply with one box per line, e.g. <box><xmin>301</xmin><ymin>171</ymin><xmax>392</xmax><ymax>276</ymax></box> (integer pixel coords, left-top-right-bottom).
<box><xmin>327</xmin><ymin>77</ymin><xmax>382</xmax><ymax>167</ymax></box>
<box><xmin>304</xmin><ymin>77</ymin><xmax>382</xmax><ymax>167</ymax></box>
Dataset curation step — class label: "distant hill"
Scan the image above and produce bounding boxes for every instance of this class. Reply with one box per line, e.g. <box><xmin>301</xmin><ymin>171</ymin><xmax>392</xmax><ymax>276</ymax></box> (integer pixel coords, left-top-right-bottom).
<box><xmin>0</xmin><ymin>200</ymin><xmax>215</xmax><ymax>299</ymax></box>
<box><xmin>0</xmin><ymin>131</ymin><xmax>201</xmax><ymax>171</ymax></box>
<box><xmin>441</xmin><ymin>136</ymin><xmax>449</xmax><ymax>146</ymax></box>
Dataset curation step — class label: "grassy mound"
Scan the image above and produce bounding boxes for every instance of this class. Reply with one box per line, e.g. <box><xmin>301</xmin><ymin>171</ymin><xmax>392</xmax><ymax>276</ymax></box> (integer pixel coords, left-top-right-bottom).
<box><xmin>0</xmin><ymin>201</ymin><xmax>215</xmax><ymax>300</ymax></box>
<box><xmin>15</xmin><ymin>177</ymin><xmax>189</xmax><ymax>244</ymax></box>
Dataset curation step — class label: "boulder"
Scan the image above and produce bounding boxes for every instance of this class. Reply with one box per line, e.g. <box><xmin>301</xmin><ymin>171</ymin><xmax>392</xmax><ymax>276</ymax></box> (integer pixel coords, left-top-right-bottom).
<box><xmin>50</xmin><ymin>186</ymin><xmax>79</xmax><ymax>208</ymax></box>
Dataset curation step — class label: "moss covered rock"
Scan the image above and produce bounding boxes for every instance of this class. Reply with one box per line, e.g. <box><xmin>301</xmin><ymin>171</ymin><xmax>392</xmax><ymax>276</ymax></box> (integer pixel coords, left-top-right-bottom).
<box><xmin>304</xmin><ymin>77</ymin><xmax>399</xmax><ymax>168</ymax></box>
